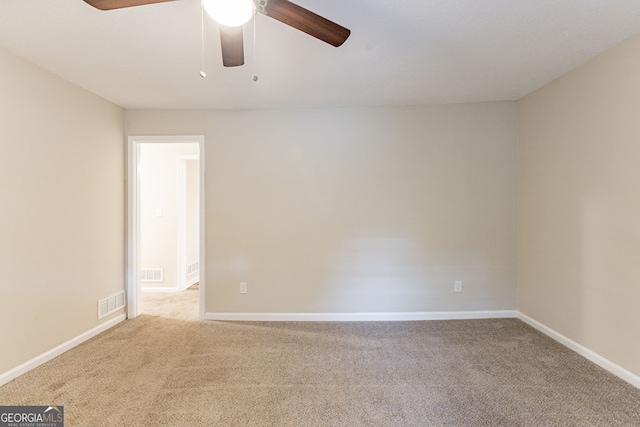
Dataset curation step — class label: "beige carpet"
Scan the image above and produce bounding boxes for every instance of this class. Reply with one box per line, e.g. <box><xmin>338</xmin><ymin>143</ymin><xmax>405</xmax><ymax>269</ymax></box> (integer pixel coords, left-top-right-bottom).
<box><xmin>1</xmin><ymin>286</ymin><xmax>639</xmax><ymax>426</ymax></box>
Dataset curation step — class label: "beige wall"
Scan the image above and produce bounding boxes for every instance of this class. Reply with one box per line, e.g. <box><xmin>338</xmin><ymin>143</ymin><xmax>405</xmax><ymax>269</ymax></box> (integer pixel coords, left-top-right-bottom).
<box><xmin>518</xmin><ymin>34</ymin><xmax>640</xmax><ymax>376</ymax></box>
<box><xmin>140</xmin><ymin>143</ymin><xmax>199</xmax><ymax>289</ymax></box>
<box><xmin>126</xmin><ymin>102</ymin><xmax>517</xmax><ymax>314</ymax></box>
<box><xmin>0</xmin><ymin>47</ymin><xmax>124</xmax><ymax>374</ymax></box>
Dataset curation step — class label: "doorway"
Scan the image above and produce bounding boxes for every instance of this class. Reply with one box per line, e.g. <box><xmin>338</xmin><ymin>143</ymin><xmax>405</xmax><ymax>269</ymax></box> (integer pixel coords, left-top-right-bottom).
<box><xmin>127</xmin><ymin>136</ymin><xmax>205</xmax><ymax>319</ymax></box>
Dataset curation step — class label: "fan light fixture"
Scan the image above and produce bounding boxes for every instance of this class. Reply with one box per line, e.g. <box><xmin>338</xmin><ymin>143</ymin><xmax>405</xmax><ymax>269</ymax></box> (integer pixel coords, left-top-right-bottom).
<box><xmin>203</xmin><ymin>0</ymin><xmax>254</xmax><ymax>27</ymax></box>
<box><xmin>83</xmin><ymin>0</ymin><xmax>350</xmax><ymax>68</ymax></box>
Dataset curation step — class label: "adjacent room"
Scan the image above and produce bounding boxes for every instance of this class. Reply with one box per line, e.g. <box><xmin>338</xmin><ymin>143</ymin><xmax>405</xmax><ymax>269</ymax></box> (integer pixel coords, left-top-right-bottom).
<box><xmin>1</xmin><ymin>0</ymin><xmax>639</xmax><ymax>425</ymax></box>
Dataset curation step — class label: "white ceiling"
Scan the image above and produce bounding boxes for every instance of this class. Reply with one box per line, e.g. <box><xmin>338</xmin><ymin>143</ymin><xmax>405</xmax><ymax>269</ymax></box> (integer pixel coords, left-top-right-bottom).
<box><xmin>1</xmin><ymin>0</ymin><xmax>640</xmax><ymax>110</ymax></box>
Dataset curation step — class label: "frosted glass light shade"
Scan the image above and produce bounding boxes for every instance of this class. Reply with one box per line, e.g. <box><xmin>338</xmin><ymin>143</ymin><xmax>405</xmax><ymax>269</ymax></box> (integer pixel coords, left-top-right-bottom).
<box><xmin>203</xmin><ymin>0</ymin><xmax>254</xmax><ymax>27</ymax></box>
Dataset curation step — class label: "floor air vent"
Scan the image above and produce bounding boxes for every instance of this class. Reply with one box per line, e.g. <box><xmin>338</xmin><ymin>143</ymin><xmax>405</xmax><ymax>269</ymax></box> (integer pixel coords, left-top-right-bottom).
<box><xmin>98</xmin><ymin>290</ymin><xmax>126</xmax><ymax>320</ymax></box>
<box><xmin>141</xmin><ymin>268</ymin><xmax>163</xmax><ymax>282</ymax></box>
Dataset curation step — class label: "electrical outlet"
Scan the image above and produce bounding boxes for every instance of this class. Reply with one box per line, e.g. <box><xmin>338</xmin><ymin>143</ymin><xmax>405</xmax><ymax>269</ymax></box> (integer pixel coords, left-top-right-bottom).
<box><xmin>454</xmin><ymin>280</ymin><xmax>463</xmax><ymax>292</ymax></box>
<box><xmin>240</xmin><ymin>282</ymin><xmax>247</xmax><ymax>294</ymax></box>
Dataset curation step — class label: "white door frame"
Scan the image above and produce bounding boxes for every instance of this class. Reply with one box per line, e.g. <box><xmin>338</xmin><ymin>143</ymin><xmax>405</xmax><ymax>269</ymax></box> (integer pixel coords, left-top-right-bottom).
<box><xmin>127</xmin><ymin>135</ymin><xmax>206</xmax><ymax>319</ymax></box>
<box><xmin>177</xmin><ymin>154</ymin><xmax>200</xmax><ymax>292</ymax></box>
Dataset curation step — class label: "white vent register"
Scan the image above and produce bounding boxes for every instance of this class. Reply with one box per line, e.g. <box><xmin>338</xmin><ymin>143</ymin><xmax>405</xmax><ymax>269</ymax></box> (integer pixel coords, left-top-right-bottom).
<box><xmin>141</xmin><ymin>268</ymin><xmax>163</xmax><ymax>282</ymax></box>
<box><xmin>98</xmin><ymin>290</ymin><xmax>126</xmax><ymax>319</ymax></box>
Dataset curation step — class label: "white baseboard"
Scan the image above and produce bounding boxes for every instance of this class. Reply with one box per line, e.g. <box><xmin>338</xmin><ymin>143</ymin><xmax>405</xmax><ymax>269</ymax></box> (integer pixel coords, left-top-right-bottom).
<box><xmin>0</xmin><ymin>313</ymin><xmax>126</xmax><ymax>387</ymax></box>
<box><xmin>204</xmin><ymin>310</ymin><xmax>518</xmax><ymax>322</ymax></box>
<box><xmin>517</xmin><ymin>312</ymin><xmax>640</xmax><ymax>389</ymax></box>
<box><xmin>141</xmin><ymin>286</ymin><xmax>181</xmax><ymax>293</ymax></box>
<box><xmin>184</xmin><ymin>275</ymin><xmax>199</xmax><ymax>289</ymax></box>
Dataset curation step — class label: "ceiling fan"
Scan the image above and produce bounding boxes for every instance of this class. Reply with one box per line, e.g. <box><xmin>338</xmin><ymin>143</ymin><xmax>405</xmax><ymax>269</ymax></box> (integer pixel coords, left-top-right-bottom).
<box><xmin>83</xmin><ymin>0</ymin><xmax>351</xmax><ymax>67</ymax></box>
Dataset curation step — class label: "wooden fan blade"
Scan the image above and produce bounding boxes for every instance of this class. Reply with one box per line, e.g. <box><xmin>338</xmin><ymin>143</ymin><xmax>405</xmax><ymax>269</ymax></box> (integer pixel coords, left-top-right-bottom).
<box><xmin>261</xmin><ymin>0</ymin><xmax>350</xmax><ymax>47</ymax></box>
<box><xmin>220</xmin><ymin>26</ymin><xmax>245</xmax><ymax>67</ymax></box>
<box><xmin>83</xmin><ymin>0</ymin><xmax>176</xmax><ymax>10</ymax></box>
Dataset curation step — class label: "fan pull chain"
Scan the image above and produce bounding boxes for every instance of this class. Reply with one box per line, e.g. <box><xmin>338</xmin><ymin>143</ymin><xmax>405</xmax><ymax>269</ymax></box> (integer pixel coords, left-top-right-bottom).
<box><xmin>252</xmin><ymin>8</ymin><xmax>258</xmax><ymax>82</ymax></box>
<box><xmin>199</xmin><ymin>0</ymin><xmax>207</xmax><ymax>78</ymax></box>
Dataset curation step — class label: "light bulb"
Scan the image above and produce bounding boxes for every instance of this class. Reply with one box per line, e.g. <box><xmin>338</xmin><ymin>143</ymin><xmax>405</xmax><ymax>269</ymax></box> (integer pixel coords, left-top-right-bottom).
<box><xmin>203</xmin><ymin>0</ymin><xmax>254</xmax><ymax>27</ymax></box>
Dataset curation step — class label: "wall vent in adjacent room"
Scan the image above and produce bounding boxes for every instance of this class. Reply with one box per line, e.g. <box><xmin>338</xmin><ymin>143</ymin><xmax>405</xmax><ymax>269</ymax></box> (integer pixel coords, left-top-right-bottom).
<box><xmin>98</xmin><ymin>290</ymin><xmax>126</xmax><ymax>320</ymax></box>
<box><xmin>141</xmin><ymin>268</ymin><xmax>163</xmax><ymax>282</ymax></box>
<box><xmin>186</xmin><ymin>261</ymin><xmax>199</xmax><ymax>276</ymax></box>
